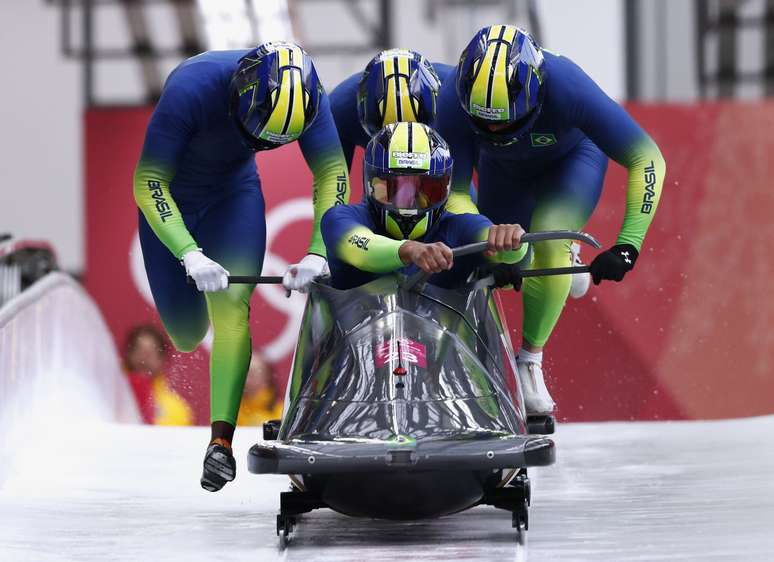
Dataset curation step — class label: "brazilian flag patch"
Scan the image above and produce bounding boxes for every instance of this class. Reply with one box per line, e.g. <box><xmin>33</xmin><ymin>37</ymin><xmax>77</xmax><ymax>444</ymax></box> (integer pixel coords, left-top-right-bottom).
<box><xmin>530</xmin><ymin>133</ymin><xmax>557</xmax><ymax>147</ymax></box>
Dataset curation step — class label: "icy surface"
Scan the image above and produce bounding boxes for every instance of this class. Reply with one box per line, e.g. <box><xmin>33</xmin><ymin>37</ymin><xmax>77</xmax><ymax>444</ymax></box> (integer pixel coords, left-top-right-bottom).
<box><xmin>2</xmin><ymin>416</ymin><xmax>773</xmax><ymax>561</ymax></box>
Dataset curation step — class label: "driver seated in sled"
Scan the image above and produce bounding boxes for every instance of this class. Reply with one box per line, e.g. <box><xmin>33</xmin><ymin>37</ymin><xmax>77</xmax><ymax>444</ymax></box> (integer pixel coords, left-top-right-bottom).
<box><xmin>321</xmin><ymin>122</ymin><xmax>527</xmax><ymax>290</ymax></box>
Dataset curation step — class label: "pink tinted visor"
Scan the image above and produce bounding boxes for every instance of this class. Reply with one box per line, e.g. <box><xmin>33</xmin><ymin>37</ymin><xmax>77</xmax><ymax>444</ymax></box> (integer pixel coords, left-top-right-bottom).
<box><xmin>368</xmin><ymin>173</ymin><xmax>450</xmax><ymax>210</ymax></box>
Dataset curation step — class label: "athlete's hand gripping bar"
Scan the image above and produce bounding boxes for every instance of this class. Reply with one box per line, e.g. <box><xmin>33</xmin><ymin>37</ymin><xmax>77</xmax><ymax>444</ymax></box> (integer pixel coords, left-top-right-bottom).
<box><xmin>404</xmin><ymin>230</ymin><xmax>601</xmax><ymax>292</ymax></box>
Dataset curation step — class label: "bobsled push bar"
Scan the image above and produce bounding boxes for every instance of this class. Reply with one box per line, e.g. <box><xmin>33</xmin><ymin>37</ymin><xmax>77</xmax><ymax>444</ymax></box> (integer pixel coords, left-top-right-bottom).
<box><xmin>404</xmin><ymin>229</ymin><xmax>601</xmax><ymax>291</ymax></box>
<box><xmin>186</xmin><ymin>275</ymin><xmax>284</xmax><ymax>285</ymax></box>
<box><xmin>186</xmin><ymin>231</ymin><xmax>600</xmax><ymax>288</ymax></box>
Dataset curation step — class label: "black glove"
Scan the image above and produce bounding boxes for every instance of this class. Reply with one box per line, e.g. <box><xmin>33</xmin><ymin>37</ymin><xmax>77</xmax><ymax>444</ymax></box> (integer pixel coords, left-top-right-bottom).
<box><xmin>589</xmin><ymin>244</ymin><xmax>638</xmax><ymax>285</ymax></box>
<box><xmin>489</xmin><ymin>263</ymin><xmax>523</xmax><ymax>291</ymax></box>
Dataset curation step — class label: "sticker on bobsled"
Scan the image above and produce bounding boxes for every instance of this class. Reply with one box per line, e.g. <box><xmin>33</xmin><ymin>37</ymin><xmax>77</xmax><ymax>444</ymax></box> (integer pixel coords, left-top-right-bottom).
<box><xmin>375</xmin><ymin>339</ymin><xmax>427</xmax><ymax>368</ymax></box>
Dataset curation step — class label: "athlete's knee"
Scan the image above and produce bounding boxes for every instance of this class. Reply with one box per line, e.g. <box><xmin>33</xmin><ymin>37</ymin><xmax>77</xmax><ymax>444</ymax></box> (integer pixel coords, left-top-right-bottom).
<box><xmin>168</xmin><ymin>338</ymin><xmax>196</xmax><ymax>353</ymax></box>
<box><xmin>154</xmin><ymin>308</ymin><xmax>208</xmax><ymax>352</ymax></box>
<box><xmin>206</xmin><ymin>286</ymin><xmax>252</xmax><ymax>332</ymax></box>
<box><xmin>523</xmin><ymin>272</ymin><xmax>570</xmax><ymax>300</ymax></box>
<box><xmin>165</xmin><ymin>324</ymin><xmax>208</xmax><ymax>353</ymax></box>
<box><xmin>531</xmin><ymin>239</ymin><xmax>572</xmax><ymax>268</ymax></box>
<box><xmin>206</xmin><ymin>286</ymin><xmax>251</xmax><ymax>310</ymax></box>
<box><xmin>524</xmin><ymin>240</ymin><xmax>573</xmax><ymax>301</ymax></box>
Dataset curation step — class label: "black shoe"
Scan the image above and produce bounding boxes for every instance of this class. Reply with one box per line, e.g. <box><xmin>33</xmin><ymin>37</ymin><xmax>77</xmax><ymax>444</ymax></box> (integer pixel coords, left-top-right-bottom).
<box><xmin>201</xmin><ymin>443</ymin><xmax>236</xmax><ymax>492</ymax></box>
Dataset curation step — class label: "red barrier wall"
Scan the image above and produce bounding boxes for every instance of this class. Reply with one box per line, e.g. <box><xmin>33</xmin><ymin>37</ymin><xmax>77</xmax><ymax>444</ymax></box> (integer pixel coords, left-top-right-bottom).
<box><xmin>84</xmin><ymin>102</ymin><xmax>774</xmax><ymax>423</ymax></box>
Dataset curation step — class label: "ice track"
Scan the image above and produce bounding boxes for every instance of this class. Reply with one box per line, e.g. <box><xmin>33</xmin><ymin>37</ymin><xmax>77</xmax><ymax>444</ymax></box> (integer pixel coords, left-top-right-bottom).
<box><xmin>2</xmin><ymin>415</ymin><xmax>773</xmax><ymax>561</ymax></box>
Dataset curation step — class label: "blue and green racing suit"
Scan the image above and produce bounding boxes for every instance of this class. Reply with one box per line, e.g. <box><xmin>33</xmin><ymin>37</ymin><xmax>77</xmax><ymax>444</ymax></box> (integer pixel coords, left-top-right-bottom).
<box><xmin>321</xmin><ymin>201</ymin><xmax>527</xmax><ymax>290</ymax></box>
<box><xmin>434</xmin><ymin>50</ymin><xmax>666</xmax><ymax>347</ymax></box>
<box><xmin>133</xmin><ymin>49</ymin><xmax>350</xmax><ymax>425</ymax></box>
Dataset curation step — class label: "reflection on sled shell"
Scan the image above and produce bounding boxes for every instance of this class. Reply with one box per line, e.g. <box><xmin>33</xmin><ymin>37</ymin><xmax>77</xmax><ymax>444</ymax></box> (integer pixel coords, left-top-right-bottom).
<box><xmin>248</xmin><ymin>275</ymin><xmax>555</xmax><ymax>520</ymax></box>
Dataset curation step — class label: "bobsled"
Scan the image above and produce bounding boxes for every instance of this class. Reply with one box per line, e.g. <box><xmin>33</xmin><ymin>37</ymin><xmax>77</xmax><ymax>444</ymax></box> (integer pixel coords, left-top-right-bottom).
<box><xmin>248</xmin><ymin>231</ymin><xmax>599</xmax><ymax>546</ymax></box>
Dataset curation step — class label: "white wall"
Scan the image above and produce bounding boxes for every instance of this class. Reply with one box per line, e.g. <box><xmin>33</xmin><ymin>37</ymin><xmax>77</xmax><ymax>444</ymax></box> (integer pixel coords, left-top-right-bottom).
<box><xmin>637</xmin><ymin>0</ymin><xmax>699</xmax><ymax>101</ymax></box>
<box><xmin>538</xmin><ymin>0</ymin><xmax>624</xmax><ymax>100</ymax></box>
<box><xmin>0</xmin><ymin>1</ymin><xmax>82</xmax><ymax>272</ymax></box>
<box><xmin>315</xmin><ymin>0</ymin><xmax>625</xmax><ymax>99</ymax></box>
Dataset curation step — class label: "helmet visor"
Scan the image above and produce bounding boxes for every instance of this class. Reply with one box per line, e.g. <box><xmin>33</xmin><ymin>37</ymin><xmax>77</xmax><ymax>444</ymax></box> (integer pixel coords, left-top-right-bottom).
<box><xmin>367</xmin><ymin>167</ymin><xmax>451</xmax><ymax>211</ymax></box>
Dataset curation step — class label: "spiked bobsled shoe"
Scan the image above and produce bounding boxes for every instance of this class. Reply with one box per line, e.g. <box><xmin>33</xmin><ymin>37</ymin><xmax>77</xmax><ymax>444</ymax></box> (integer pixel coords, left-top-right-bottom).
<box><xmin>517</xmin><ymin>361</ymin><xmax>556</xmax><ymax>415</ymax></box>
<box><xmin>569</xmin><ymin>242</ymin><xmax>591</xmax><ymax>299</ymax></box>
<box><xmin>201</xmin><ymin>442</ymin><xmax>236</xmax><ymax>492</ymax></box>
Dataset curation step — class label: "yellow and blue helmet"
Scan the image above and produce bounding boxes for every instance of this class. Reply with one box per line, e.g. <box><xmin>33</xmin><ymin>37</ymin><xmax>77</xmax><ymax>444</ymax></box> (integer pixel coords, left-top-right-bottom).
<box><xmin>364</xmin><ymin>122</ymin><xmax>453</xmax><ymax>240</ymax></box>
<box><xmin>229</xmin><ymin>41</ymin><xmax>322</xmax><ymax>151</ymax></box>
<box><xmin>357</xmin><ymin>49</ymin><xmax>442</xmax><ymax>137</ymax></box>
<box><xmin>456</xmin><ymin>25</ymin><xmax>545</xmax><ymax>146</ymax></box>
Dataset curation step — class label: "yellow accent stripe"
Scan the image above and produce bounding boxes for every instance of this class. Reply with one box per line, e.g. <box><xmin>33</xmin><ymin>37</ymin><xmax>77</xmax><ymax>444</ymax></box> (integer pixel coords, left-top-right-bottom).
<box><xmin>408</xmin><ymin>214</ymin><xmax>429</xmax><ymax>240</ymax></box>
<box><xmin>382</xmin><ymin>56</ymin><xmax>398</xmax><ymax>125</ymax></box>
<box><xmin>385</xmin><ymin>214</ymin><xmax>403</xmax><ymax>239</ymax></box>
<box><xmin>471</xmin><ymin>25</ymin><xmax>518</xmax><ymax>120</ymax></box>
<box><xmin>287</xmin><ymin>45</ymin><xmax>306</xmax><ymax>135</ymax></box>
<box><xmin>488</xmin><ymin>24</ymin><xmax>503</xmax><ymax>41</ymax></box>
<box><xmin>381</xmin><ymin>54</ymin><xmax>418</xmax><ymax>126</ymax></box>
<box><xmin>397</xmin><ymin>54</ymin><xmax>417</xmax><ymax>122</ymax></box>
<box><xmin>412</xmin><ymin>122</ymin><xmax>430</xmax><ymax>154</ymax></box>
<box><xmin>389</xmin><ymin>121</ymin><xmax>410</xmax><ymax>154</ymax></box>
<box><xmin>502</xmin><ymin>25</ymin><xmax>517</xmax><ymax>44</ymax></box>
<box><xmin>470</xmin><ymin>42</ymin><xmax>496</xmax><ymax>111</ymax></box>
<box><xmin>388</xmin><ymin>122</ymin><xmax>431</xmax><ymax>170</ymax></box>
<box><xmin>262</xmin><ymin>47</ymin><xmax>290</xmax><ymax>135</ymax></box>
<box><xmin>260</xmin><ymin>45</ymin><xmax>306</xmax><ymax>140</ymax></box>
<box><xmin>491</xmin><ymin>30</ymin><xmax>510</xmax><ymax>111</ymax></box>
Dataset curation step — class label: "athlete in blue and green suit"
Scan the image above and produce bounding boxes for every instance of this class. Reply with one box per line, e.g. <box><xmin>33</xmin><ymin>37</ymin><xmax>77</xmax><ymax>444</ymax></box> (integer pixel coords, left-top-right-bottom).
<box><xmin>322</xmin><ymin>122</ymin><xmax>527</xmax><ymax>292</ymax></box>
<box><xmin>434</xmin><ymin>25</ymin><xmax>666</xmax><ymax>414</ymax></box>
<box><xmin>133</xmin><ymin>42</ymin><xmax>349</xmax><ymax>491</ymax></box>
<box><xmin>328</xmin><ymin>48</ymin><xmax>452</xmax><ymax>171</ymax></box>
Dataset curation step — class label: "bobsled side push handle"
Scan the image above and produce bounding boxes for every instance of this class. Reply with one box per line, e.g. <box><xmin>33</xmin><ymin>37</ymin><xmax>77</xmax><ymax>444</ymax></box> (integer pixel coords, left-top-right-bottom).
<box><xmin>450</xmin><ymin>230</ymin><xmax>600</xmax><ymax>258</ymax></box>
<box><xmin>405</xmin><ymin>230</ymin><xmax>601</xmax><ymax>291</ymax></box>
<box><xmin>521</xmin><ymin>230</ymin><xmax>600</xmax><ymax>248</ymax></box>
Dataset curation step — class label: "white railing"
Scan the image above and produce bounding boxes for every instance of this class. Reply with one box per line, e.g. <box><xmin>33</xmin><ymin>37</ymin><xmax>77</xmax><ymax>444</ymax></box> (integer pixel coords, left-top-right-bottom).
<box><xmin>0</xmin><ymin>273</ymin><xmax>140</xmax><ymax>463</ymax></box>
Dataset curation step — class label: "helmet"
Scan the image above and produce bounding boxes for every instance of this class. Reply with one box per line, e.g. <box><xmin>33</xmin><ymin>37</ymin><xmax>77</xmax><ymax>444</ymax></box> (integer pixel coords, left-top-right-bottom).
<box><xmin>229</xmin><ymin>41</ymin><xmax>322</xmax><ymax>151</ymax></box>
<box><xmin>357</xmin><ymin>49</ymin><xmax>442</xmax><ymax>137</ymax></box>
<box><xmin>363</xmin><ymin>122</ymin><xmax>453</xmax><ymax>240</ymax></box>
<box><xmin>456</xmin><ymin>25</ymin><xmax>545</xmax><ymax>146</ymax></box>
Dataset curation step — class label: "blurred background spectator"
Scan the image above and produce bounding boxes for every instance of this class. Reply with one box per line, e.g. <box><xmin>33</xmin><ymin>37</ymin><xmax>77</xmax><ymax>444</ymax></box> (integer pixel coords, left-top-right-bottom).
<box><xmin>237</xmin><ymin>350</ymin><xmax>284</xmax><ymax>426</ymax></box>
<box><xmin>123</xmin><ymin>324</ymin><xmax>194</xmax><ymax>426</ymax></box>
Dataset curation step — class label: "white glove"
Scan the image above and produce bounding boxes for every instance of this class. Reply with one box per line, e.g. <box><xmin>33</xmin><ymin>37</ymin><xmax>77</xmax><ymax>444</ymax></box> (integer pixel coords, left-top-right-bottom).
<box><xmin>283</xmin><ymin>254</ymin><xmax>329</xmax><ymax>293</ymax></box>
<box><xmin>182</xmin><ymin>250</ymin><xmax>229</xmax><ymax>292</ymax></box>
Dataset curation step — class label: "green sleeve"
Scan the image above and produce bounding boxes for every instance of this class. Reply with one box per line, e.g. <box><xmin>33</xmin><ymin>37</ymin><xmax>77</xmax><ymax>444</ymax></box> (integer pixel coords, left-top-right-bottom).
<box><xmin>447</xmin><ymin>190</ymin><xmax>480</xmax><ymax>215</ymax></box>
<box><xmin>133</xmin><ymin>160</ymin><xmax>198</xmax><ymax>259</ymax></box>
<box><xmin>298</xmin><ymin>93</ymin><xmax>351</xmax><ymax>258</ymax></box>
<box><xmin>336</xmin><ymin>225</ymin><xmax>405</xmax><ymax>273</ymax></box>
<box><xmin>132</xmin><ymin>75</ymin><xmax>200</xmax><ymax>260</ymax></box>
<box><xmin>616</xmin><ymin>138</ymin><xmax>666</xmax><ymax>250</ymax></box>
<box><xmin>565</xmin><ymin>59</ymin><xmax>667</xmax><ymax>252</ymax></box>
<box><xmin>303</xmin><ymin>151</ymin><xmax>349</xmax><ymax>258</ymax></box>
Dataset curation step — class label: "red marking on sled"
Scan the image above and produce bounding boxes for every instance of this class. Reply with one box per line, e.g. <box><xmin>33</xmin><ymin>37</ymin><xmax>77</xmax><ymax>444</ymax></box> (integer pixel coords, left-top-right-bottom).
<box><xmin>375</xmin><ymin>339</ymin><xmax>427</xmax><ymax>369</ymax></box>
